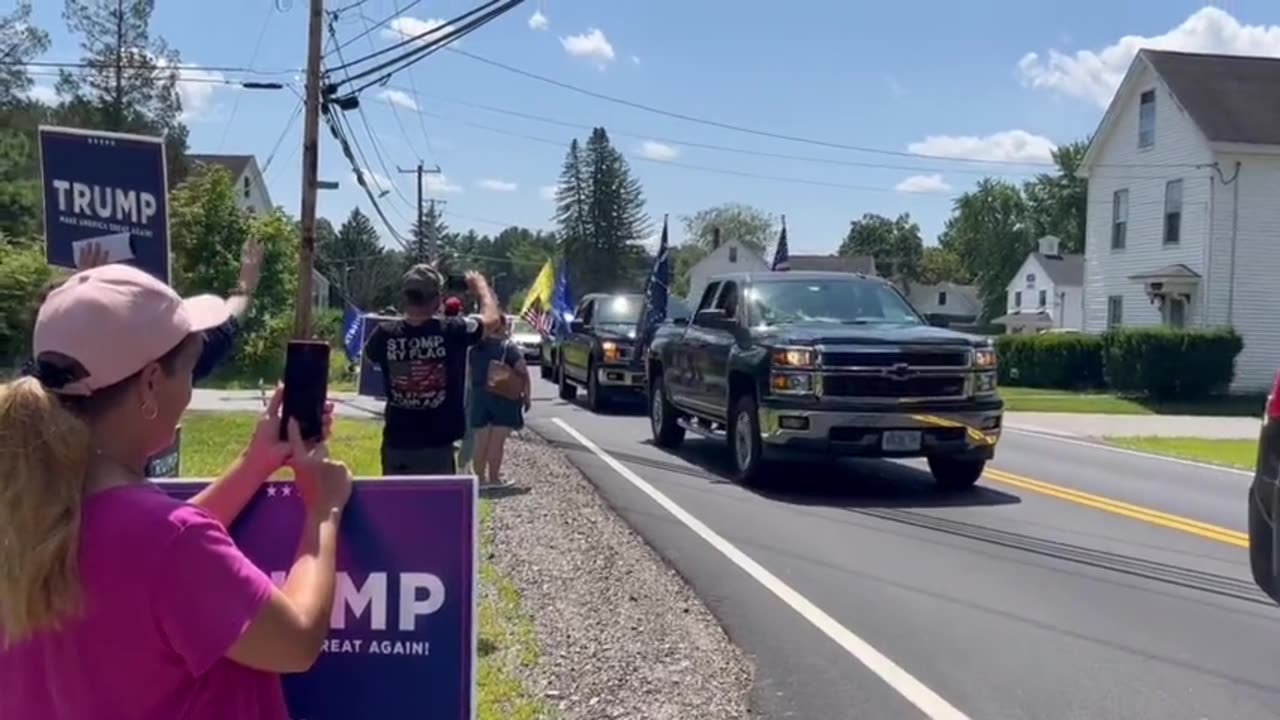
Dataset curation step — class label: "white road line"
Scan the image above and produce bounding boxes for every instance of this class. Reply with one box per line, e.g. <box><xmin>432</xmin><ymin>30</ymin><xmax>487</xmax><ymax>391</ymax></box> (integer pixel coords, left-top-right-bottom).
<box><xmin>549</xmin><ymin>417</ymin><xmax>971</xmax><ymax>720</ymax></box>
<box><xmin>1004</xmin><ymin>427</ymin><xmax>1253</xmax><ymax>477</ymax></box>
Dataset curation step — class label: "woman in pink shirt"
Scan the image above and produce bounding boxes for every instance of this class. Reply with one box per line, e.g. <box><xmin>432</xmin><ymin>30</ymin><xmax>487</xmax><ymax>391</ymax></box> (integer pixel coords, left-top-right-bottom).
<box><xmin>0</xmin><ymin>263</ymin><xmax>353</xmax><ymax>720</ymax></box>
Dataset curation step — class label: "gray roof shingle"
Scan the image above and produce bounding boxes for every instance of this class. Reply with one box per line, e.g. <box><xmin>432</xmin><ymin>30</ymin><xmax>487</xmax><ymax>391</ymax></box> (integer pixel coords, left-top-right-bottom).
<box><xmin>1033</xmin><ymin>252</ymin><xmax>1084</xmax><ymax>286</ymax></box>
<box><xmin>1142</xmin><ymin>49</ymin><xmax>1280</xmax><ymax>146</ymax></box>
<box><xmin>189</xmin><ymin>154</ymin><xmax>255</xmax><ymax>179</ymax></box>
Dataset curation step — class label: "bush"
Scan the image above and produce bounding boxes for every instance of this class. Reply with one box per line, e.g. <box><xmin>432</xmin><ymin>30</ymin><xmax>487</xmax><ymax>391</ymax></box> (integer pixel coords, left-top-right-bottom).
<box><xmin>994</xmin><ymin>333</ymin><xmax>1105</xmax><ymax>389</ymax></box>
<box><xmin>1102</xmin><ymin>327</ymin><xmax>1242</xmax><ymax>400</ymax></box>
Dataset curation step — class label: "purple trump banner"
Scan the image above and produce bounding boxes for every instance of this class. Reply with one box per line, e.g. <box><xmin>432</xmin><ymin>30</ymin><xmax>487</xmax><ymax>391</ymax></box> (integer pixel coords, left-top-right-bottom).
<box><xmin>160</xmin><ymin>476</ymin><xmax>477</xmax><ymax>720</ymax></box>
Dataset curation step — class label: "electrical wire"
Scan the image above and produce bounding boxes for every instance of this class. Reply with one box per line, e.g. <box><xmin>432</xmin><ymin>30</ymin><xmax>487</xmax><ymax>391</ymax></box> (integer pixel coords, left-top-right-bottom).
<box><xmin>25</xmin><ymin>69</ymin><xmax>290</xmax><ymax>88</ymax></box>
<box><xmin>328</xmin><ymin>0</ymin><xmax>505</xmax><ymax>73</ymax></box>
<box><xmin>12</xmin><ymin>59</ymin><xmax>301</xmax><ymax>75</ymax></box>
<box><xmin>260</xmin><ymin>98</ymin><xmax>305</xmax><ymax>178</ymax></box>
<box><xmin>363</xmin><ymin>4</ymin><xmax>436</xmax><ymax>161</ymax></box>
<box><xmin>322</xmin><ymin>103</ymin><xmax>412</xmax><ymax>248</ymax></box>
<box><xmin>324</xmin><ymin>0</ymin><xmax>425</xmax><ymax>59</ymax></box>
<box><xmin>216</xmin><ymin>1</ymin><xmax>278</xmax><ymax>152</ymax></box>
<box><xmin>446</xmin><ymin>47</ymin><xmax>1208</xmax><ymax>171</ymax></box>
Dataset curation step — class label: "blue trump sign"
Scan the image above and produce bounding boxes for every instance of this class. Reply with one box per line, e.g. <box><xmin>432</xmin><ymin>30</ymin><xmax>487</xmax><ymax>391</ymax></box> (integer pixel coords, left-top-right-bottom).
<box><xmin>161</xmin><ymin>476</ymin><xmax>477</xmax><ymax>720</ymax></box>
<box><xmin>38</xmin><ymin>125</ymin><xmax>171</xmax><ymax>283</ymax></box>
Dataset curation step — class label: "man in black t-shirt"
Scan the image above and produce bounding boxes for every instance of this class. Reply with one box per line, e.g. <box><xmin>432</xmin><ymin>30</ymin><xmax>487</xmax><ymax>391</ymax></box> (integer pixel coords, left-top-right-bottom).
<box><xmin>364</xmin><ymin>264</ymin><xmax>500</xmax><ymax>475</ymax></box>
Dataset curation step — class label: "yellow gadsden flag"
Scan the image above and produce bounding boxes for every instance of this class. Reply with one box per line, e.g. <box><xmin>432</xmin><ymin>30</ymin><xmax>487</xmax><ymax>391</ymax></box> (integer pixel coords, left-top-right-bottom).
<box><xmin>520</xmin><ymin>259</ymin><xmax>556</xmax><ymax>317</ymax></box>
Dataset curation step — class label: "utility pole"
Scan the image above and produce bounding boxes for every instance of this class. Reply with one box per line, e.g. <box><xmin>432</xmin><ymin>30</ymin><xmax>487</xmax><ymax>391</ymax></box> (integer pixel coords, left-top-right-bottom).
<box><xmin>293</xmin><ymin>0</ymin><xmax>326</xmax><ymax>338</ymax></box>
<box><xmin>397</xmin><ymin>162</ymin><xmax>442</xmax><ymax>263</ymax></box>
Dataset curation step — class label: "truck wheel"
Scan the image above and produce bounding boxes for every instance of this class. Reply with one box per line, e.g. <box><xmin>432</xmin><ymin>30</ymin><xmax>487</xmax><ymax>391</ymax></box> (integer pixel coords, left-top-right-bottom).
<box><xmin>649</xmin><ymin>376</ymin><xmax>685</xmax><ymax>448</ymax></box>
<box><xmin>558</xmin><ymin>356</ymin><xmax>577</xmax><ymax>401</ymax></box>
<box><xmin>587</xmin><ymin>362</ymin><xmax>610</xmax><ymax>412</ymax></box>
<box><xmin>928</xmin><ymin>457</ymin><xmax>985</xmax><ymax>491</ymax></box>
<box><xmin>728</xmin><ymin>394</ymin><xmax>768</xmax><ymax>486</ymax></box>
<box><xmin>1248</xmin><ymin>486</ymin><xmax>1280</xmax><ymax>605</ymax></box>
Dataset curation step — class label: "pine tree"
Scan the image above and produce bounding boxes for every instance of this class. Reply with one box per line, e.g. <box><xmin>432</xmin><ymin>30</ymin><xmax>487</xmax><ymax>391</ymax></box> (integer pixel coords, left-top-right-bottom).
<box><xmin>410</xmin><ymin>201</ymin><xmax>449</xmax><ymax>263</ymax></box>
<box><xmin>554</xmin><ymin>138</ymin><xmax>592</xmax><ymax>293</ymax></box>
<box><xmin>582</xmin><ymin>128</ymin><xmax>651</xmax><ymax>293</ymax></box>
<box><xmin>326</xmin><ymin>208</ymin><xmax>399</xmax><ymax>309</ymax></box>
<box><xmin>0</xmin><ymin>2</ymin><xmax>50</xmax><ymax>104</ymax></box>
<box><xmin>56</xmin><ymin>0</ymin><xmax>190</xmax><ymax>183</ymax></box>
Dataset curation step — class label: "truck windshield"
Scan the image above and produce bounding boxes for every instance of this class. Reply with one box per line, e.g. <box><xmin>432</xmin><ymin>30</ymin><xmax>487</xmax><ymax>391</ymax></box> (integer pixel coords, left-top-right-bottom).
<box><xmin>745</xmin><ymin>279</ymin><xmax>922</xmax><ymax>326</ymax></box>
<box><xmin>596</xmin><ymin>295</ymin><xmax>643</xmax><ymax>324</ymax></box>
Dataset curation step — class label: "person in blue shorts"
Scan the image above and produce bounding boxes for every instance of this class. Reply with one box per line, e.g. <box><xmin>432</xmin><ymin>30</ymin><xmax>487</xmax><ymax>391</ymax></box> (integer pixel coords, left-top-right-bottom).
<box><xmin>468</xmin><ymin>317</ymin><xmax>531</xmax><ymax>486</ymax></box>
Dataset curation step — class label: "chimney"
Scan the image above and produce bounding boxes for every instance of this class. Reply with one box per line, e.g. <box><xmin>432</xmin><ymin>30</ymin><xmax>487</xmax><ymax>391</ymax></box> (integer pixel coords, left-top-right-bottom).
<box><xmin>711</xmin><ymin>226</ymin><xmax>722</xmax><ymax>249</ymax></box>
<box><xmin>1038</xmin><ymin>235</ymin><xmax>1061</xmax><ymax>257</ymax></box>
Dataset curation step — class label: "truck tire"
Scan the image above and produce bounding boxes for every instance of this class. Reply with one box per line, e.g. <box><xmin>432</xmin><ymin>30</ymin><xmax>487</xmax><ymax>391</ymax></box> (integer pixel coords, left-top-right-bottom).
<box><xmin>927</xmin><ymin>456</ymin><xmax>985</xmax><ymax>491</ymax></box>
<box><xmin>728</xmin><ymin>394</ymin><xmax>769</xmax><ymax>486</ymax></box>
<box><xmin>1248</xmin><ymin>486</ymin><xmax>1280</xmax><ymax>605</ymax></box>
<box><xmin>587</xmin><ymin>361</ymin><xmax>609</xmax><ymax>412</ymax></box>
<box><xmin>558</xmin><ymin>356</ymin><xmax>577</xmax><ymax>401</ymax></box>
<box><xmin>649</xmin><ymin>375</ymin><xmax>685</xmax><ymax>449</ymax></box>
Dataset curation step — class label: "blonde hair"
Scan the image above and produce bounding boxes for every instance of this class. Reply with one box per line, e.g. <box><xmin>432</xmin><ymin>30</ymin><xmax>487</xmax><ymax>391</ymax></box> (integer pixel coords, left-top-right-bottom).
<box><xmin>0</xmin><ymin>377</ymin><xmax>92</xmax><ymax>647</ymax></box>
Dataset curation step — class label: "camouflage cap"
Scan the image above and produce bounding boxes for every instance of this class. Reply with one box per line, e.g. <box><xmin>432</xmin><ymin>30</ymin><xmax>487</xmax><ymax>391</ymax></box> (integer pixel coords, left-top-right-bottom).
<box><xmin>401</xmin><ymin>263</ymin><xmax>443</xmax><ymax>301</ymax></box>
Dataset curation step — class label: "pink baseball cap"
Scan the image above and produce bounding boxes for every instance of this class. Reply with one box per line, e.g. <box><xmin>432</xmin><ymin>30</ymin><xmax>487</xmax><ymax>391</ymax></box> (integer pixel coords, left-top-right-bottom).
<box><xmin>32</xmin><ymin>264</ymin><xmax>231</xmax><ymax>396</ymax></box>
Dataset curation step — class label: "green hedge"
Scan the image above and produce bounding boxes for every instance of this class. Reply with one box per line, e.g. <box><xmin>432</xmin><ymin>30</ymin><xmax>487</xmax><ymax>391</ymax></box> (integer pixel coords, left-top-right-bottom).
<box><xmin>1102</xmin><ymin>327</ymin><xmax>1242</xmax><ymax>399</ymax></box>
<box><xmin>994</xmin><ymin>327</ymin><xmax>1244</xmax><ymax>399</ymax></box>
<box><xmin>994</xmin><ymin>333</ymin><xmax>1105</xmax><ymax>389</ymax></box>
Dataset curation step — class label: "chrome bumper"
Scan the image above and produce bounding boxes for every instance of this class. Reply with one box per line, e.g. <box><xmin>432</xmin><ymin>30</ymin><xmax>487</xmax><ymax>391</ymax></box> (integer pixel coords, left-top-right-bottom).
<box><xmin>757</xmin><ymin>403</ymin><xmax>1002</xmax><ymax>457</ymax></box>
<box><xmin>596</xmin><ymin>365</ymin><xmax>646</xmax><ymax>388</ymax></box>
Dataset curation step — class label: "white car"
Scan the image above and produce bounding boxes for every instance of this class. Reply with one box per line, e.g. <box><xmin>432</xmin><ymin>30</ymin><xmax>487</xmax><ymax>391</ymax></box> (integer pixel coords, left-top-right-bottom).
<box><xmin>506</xmin><ymin>315</ymin><xmax>543</xmax><ymax>363</ymax></box>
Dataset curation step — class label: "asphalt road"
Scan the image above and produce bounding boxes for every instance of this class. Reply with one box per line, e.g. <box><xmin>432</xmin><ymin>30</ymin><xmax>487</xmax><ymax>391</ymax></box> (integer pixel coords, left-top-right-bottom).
<box><xmin>523</xmin><ymin>377</ymin><xmax>1280</xmax><ymax>720</ymax></box>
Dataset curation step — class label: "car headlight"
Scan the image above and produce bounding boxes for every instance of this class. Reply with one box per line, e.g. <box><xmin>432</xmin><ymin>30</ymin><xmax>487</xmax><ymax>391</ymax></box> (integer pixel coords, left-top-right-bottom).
<box><xmin>771</xmin><ymin>372</ymin><xmax>814</xmax><ymax>395</ymax></box>
<box><xmin>771</xmin><ymin>346</ymin><xmax>814</xmax><ymax>368</ymax></box>
<box><xmin>973</xmin><ymin>348</ymin><xmax>997</xmax><ymax>369</ymax></box>
<box><xmin>601</xmin><ymin>341</ymin><xmax>626</xmax><ymax>362</ymax></box>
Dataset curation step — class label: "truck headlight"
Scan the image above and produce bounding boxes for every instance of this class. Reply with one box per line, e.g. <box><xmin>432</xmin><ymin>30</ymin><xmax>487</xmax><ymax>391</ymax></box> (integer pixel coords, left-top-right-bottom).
<box><xmin>771</xmin><ymin>347</ymin><xmax>814</xmax><ymax>368</ymax></box>
<box><xmin>602</xmin><ymin>341</ymin><xmax>626</xmax><ymax>362</ymax></box>
<box><xmin>973</xmin><ymin>348</ymin><xmax>997</xmax><ymax>369</ymax></box>
<box><xmin>771</xmin><ymin>372</ymin><xmax>814</xmax><ymax>395</ymax></box>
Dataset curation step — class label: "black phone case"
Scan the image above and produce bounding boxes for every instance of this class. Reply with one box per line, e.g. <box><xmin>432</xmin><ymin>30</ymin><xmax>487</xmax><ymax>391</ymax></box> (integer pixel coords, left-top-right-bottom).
<box><xmin>280</xmin><ymin>342</ymin><xmax>329</xmax><ymax>442</ymax></box>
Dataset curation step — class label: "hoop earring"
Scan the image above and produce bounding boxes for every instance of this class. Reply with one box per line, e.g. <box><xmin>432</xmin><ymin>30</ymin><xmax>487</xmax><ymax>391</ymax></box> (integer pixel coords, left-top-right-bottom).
<box><xmin>141</xmin><ymin>403</ymin><xmax>158</xmax><ymax>421</ymax></box>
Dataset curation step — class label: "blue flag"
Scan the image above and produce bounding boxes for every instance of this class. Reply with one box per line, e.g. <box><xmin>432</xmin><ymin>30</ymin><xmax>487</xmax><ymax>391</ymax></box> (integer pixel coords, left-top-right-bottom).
<box><xmin>771</xmin><ymin>215</ymin><xmax>790</xmax><ymax>271</ymax></box>
<box><xmin>550</xmin><ymin>261</ymin><xmax>575</xmax><ymax>339</ymax></box>
<box><xmin>342</xmin><ymin>303</ymin><xmax>364</xmax><ymax>362</ymax></box>
<box><xmin>632</xmin><ymin>216</ymin><xmax>670</xmax><ymax>368</ymax></box>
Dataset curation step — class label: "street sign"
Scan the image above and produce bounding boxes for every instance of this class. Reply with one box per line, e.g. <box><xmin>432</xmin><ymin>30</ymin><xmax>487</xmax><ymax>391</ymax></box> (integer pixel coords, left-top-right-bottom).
<box><xmin>38</xmin><ymin>126</ymin><xmax>171</xmax><ymax>283</ymax></box>
<box><xmin>161</xmin><ymin>476</ymin><xmax>477</xmax><ymax>720</ymax></box>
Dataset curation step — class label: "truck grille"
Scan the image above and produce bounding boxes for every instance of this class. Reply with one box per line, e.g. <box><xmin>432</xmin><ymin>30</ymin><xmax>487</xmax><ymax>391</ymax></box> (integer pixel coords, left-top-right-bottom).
<box><xmin>820</xmin><ymin>348</ymin><xmax>970</xmax><ymax>369</ymax></box>
<box><xmin>822</xmin><ymin>374</ymin><xmax>967</xmax><ymax>399</ymax></box>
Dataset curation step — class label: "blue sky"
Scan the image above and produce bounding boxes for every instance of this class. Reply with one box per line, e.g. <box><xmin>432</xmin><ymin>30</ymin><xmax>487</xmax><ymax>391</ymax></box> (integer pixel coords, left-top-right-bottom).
<box><xmin>21</xmin><ymin>0</ymin><xmax>1280</xmax><ymax>254</ymax></box>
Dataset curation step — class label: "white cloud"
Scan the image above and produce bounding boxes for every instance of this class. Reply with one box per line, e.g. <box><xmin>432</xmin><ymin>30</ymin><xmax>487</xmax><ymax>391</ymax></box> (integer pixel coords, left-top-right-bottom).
<box><xmin>539</xmin><ymin>185</ymin><xmax>558</xmax><ymax>201</ymax></box>
<box><xmin>383</xmin><ymin>17</ymin><xmax>458</xmax><ymax>47</ymax></box>
<box><xmin>528</xmin><ymin>10</ymin><xmax>548</xmax><ymax>30</ymax></box>
<box><xmin>894</xmin><ymin>174</ymin><xmax>952</xmax><ymax>194</ymax></box>
<box><xmin>631</xmin><ymin>55</ymin><xmax>641</xmax><ymax>65</ymax></box>
<box><xmin>352</xmin><ymin>169</ymin><xmax>393</xmax><ymax>194</ymax></box>
<box><xmin>1018</xmin><ymin>7</ymin><xmax>1280</xmax><ymax>107</ymax></box>
<box><xmin>377</xmin><ymin>89</ymin><xmax>419</xmax><ymax>112</ymax></box>
<box><xmin>907</xmin><ymin>130</ymin><xmax>1057</xmax><ymax>164</ymax></box>
<box><xmin>638</xmin><ymin>140</ymin><xmax>679</xmax><ymax>161</ymax></box>
<box><xmin>24</xmin><ymin>84</ymin><xmax>58</xmax><ymax>104</ymax></box>
<box><xmin>174</xmin><ymin>65</ymin><xmax>228</xmax><ymax>122</ymax></box>
<box><xmin>477</xmin><ymin>178</ymin><xmax>518</xmax><ymax>192</ymax></box>
<box><xmin>426</xmin><ymin>173</ymin><xmax>462</xmax><ymax>194</ymax></box>
<box><xmin>561</xmin><ymin>28</ymin><xmax>615</xmax><ymax>66</ymax></box>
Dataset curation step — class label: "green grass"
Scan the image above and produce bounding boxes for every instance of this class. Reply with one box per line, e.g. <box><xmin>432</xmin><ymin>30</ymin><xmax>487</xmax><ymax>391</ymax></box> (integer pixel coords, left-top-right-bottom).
<box><xmin>1104</xmin><ymin>435</ymin><xmax>1258</xmax><ymax>470</ymax></box>
<box><xmin>177</xmin><ymin>412</ymin><xmax>549</xmax><ymax>719</ymax></box>
<box><xmin>1000</xmin><ymin>386</ymin><xmax>1265</xmax><ymax>417</ymax></box>
<box><xmin>198</xmin><ymin>365</ymin><xmax>357</xmax><ymax>393</ymax></box>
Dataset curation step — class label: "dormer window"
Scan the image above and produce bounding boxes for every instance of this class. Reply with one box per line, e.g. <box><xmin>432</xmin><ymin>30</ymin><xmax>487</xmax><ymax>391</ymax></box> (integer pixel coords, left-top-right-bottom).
<box><xmin>1138</xmin><ymin>90</ymin><xmax>1155</xmax><ymax>148</ymax></box>
<box><xmin>729</xmin><ymin>246</ymin><xmax>738</xmax><ymax>262</ymax></box>
<box><xmin>243</xmin><ymin>175</ymin><xmax>251</xmax><ymax>199</ymax></box>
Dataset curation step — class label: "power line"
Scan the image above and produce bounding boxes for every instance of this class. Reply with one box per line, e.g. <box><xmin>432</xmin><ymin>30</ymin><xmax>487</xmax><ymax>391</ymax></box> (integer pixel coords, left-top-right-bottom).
<box><xmin>322</xmin><ymin>103</ymin><xmax>412</xmax><ymax>248</ymax></box>
<box><xmin>329</xmin><ymin>0</ymin><xmax>506</xmax><ymax>73</ymax></box>
<box><xmin>261</xmin><ymin>98</ymin><xmax>305</xmax><ymax>177</ymax></box>
<box><xmin>12</xmin><ymin>59</ymin><xmax>301</xmax><ymax>75</ymax></box>
<box><xmin>367</xmin><ymin>5</ymin><xmax>436</xmax><ymax>161</ymax></box>
<box><xmin>324</xmin><ymin>0</ymin><xmax>425</xmax><ymax>58</ymax></box>
<box><xmin>447</xmin><ymin>47</ymin><xmax>1208</xmax><ymax>171</ymax></box>
<box><xmin>348</xmin><ymin>5</ymin><xmax>431</xmax><ymax>162</ymax></box>
<box><xmin>217</xmin><ymin>1</ymin><xmax>278</xmax><ymax>152</ymax></box>
<box><xmin>25</xmin><ymin>69</ymin><xmax>289</xmax><ymax>88</ymax></box>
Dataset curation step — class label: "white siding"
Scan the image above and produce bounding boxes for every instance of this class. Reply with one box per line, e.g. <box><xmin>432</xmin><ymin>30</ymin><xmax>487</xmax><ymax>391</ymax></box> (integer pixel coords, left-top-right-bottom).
<box><xmin>1006</xmin><ymin>256</ymin><xmax>1053</xmax><ymax>314</ymax></box>
<box><xmin>1082</xmin><ymin>60</ymin><xmax>1215</xmax><ymax>332</ymax></box>
<box><xmin>686</xmin><ymin>241</ymin><xmax>767</xmax><ymax>305</ymax></box>
<box><xmin>1215</xmin><ymin>153</ymin><xmax>1280</xmax><ymax>389</ymax></box>
<box><xmin>910</xmin><ymin>282</ymin><xmax>980</xmax><ymax>317</ymax></box>
<box><xmin>1058</xmin><ymin>286</ymin><xmax>1084</xmax><ymax>331</ymax></box>
<box><xmin>236</xmin><ymin>165</ymin><xmax>274</xmax><ymax>215</ymax></box>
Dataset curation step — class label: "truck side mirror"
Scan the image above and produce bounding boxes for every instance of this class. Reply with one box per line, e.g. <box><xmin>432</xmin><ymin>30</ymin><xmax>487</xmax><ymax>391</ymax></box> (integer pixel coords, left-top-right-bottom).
<box><xmin>694</xmin><ymin>308</ymin><xmax>731</xmax><ymax>329</ymax></box>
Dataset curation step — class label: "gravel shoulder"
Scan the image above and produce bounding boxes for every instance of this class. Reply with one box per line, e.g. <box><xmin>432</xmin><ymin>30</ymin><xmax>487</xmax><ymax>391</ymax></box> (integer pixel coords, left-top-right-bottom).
<box><xmin>484</xmin><ymin>430</ymin><xmax>753</xmax><ymax>719</ymax></box>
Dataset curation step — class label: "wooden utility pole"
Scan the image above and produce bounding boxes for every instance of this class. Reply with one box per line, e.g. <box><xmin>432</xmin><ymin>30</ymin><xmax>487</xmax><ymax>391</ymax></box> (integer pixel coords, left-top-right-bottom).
<box><xmin>293</xmin><ymin>0</ymin><xmax>326</xmax><ymax>338</ymax></box>
<box><xmin>397</xmin><ymin>162</ymin><xmax>443</xmax><ymax>263</ymax></box>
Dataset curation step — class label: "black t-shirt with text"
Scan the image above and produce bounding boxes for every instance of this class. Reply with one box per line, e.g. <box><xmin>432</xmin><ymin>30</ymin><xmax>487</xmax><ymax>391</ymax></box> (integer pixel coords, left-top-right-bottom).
<box><xmin>364</xmin><ymin>316</ymin><xmax>483</xmax><ymax>449</ymax></box>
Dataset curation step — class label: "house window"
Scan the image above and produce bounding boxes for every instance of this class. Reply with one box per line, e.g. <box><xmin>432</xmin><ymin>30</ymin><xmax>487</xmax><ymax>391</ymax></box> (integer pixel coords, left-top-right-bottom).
<box><xmin>729</xmin><ymin>246</ymin><xmax>738</xmax><ymax>262</ymax></box>
<box><xmin>1111</xmin><ymin>189</ymin><xmax>1128</xmax><ymax>249</ymax></box>
<box><xmin>1014</xmin><ymin>291</ymin><xmax>1022</xmax><ymax>308</ymax></box>
<box><xmin>1107</xmin><ymin>296</ymin><xmax>1123</xmax><ymax>328</ymax></box>
<box><xmin>1138</xmin><ymin>90</ymin><xmax>1156</xmax><ymax>148</ymax></box>
<box><xmin>937</xmin><ymin>291</ymin><xmax>948</xmax><ymax>306</ymax></box>
<box><xmin>243</xmin><ymin>175</ymin><xmax>251</xmax><ymax>199</ymax></box>
<box><xmin>1038</xmin><ymin>289</ymin><xmax>1047</xmax><ymax>308</ymax></box>
<box><xmin>1163</xmin><ymin>179</ymin><xmax>1183</xmax><ymax>245</ymax></box>
<box><xmin>1025</xmin><ymin>273</ymin><xmax>1035</xmax><ymax>288</ymax></box>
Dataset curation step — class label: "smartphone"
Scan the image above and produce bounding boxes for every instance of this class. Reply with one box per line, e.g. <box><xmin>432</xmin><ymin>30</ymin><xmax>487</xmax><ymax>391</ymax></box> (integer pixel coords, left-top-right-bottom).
<box><xmin>446</xmin><ymin>273</ymin><xmax>468</xmax><ymax>292</ymax></box>
<box><xmin>280</xmin><ymin>340</ymin><xmax>330</xmax><ymax>443</ymax></box>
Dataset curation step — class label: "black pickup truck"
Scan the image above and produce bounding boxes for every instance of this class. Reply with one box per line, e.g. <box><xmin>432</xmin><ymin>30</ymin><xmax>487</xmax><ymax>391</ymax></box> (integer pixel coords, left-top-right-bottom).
<box><xmin>645</xmin><ymin>270</ymin><xmax>1003</xmax><ymax>489</ymax></box>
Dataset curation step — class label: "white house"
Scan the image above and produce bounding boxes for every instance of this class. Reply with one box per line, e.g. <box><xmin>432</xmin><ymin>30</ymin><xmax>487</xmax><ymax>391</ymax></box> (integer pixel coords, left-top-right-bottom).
<box><xmin>1078</xmin><ymin>49</ymin><xmax>1280</xmax><ymax>389</ymax></box>
<box><xmin>994</xmin><ymin>236</ymin><xmax>1084</xmax><ymax>333</ymax></box>
<box><xmin>190</xmin><ymin>153</ymin><xmax>332</xmax><ymax>312</ymax></box>
<box><xmin>686</xmin><ymin>239</ymin><xmax>768</xmax><ymax>305</ymax></box>
<box><xmin>908</xmin><ymin>282</ymin><xmax>982</xmax><ymax>325</ymax></box>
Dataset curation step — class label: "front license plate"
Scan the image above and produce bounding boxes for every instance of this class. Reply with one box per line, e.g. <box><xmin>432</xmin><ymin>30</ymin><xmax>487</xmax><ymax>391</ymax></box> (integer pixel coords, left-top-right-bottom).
<box><xmin>881</xmin><ymin>430</ymin><xmax>922</xmax><ymax>452</ymax></box>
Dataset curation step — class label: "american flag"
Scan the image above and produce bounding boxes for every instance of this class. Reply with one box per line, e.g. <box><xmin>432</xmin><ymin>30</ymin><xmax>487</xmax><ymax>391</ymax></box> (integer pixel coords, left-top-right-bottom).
<box><xmin>631</xmin><ymin>215</ymin><xmax>670</xmax><ymax>369</ymax></box>
<box><xmin>771</xmin><ymin>215</ymin><xmax>790</xmax><ymax>271</ymax></box>
<box><xmin>522</xmin><ymin>299</ymin><xmax>553</xmax><ymax>335</ymax></box>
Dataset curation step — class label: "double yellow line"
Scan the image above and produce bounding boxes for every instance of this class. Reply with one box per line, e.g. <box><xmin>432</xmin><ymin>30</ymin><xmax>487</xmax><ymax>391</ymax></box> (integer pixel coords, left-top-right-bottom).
<box><xmin>983</xmin><ymin>467</ymin><xmax>1249</xmax><ymax>548</ymax></box>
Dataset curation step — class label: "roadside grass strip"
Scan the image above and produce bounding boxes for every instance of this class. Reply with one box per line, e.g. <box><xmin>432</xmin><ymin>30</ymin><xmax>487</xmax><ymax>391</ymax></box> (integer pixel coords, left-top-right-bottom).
<box><xmin>1103</xmin><ymin>436</ymin><xmax>1257</xmax><ymax>471</ymax></box>
<box><xmin>179</xmin><ymin>412</ymin><xmax>548</xmax><ymax>719</ymax></box>
<box><xmin>1000</xmin><ymin>387</ymin><xmax>1264</xmax><ymax>418</ymax></box>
